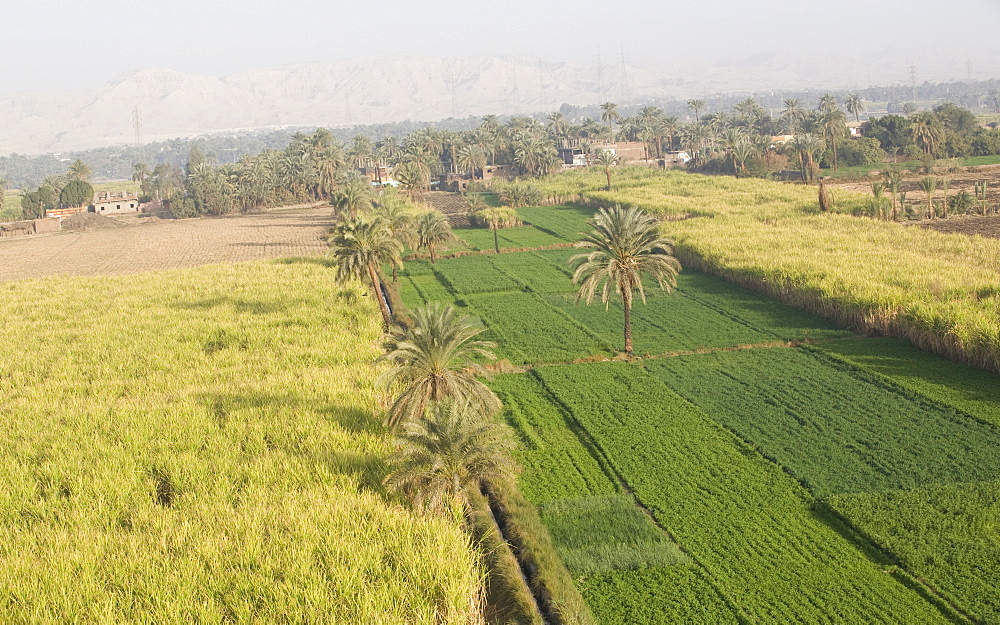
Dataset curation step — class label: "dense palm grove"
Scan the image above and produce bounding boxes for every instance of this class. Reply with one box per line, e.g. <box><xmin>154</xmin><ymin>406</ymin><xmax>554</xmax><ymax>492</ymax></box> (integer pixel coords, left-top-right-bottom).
<box><xmin>6</xmin><ymin>94</ymin><xmax>1000</xmax><ymax>222</ymax></box>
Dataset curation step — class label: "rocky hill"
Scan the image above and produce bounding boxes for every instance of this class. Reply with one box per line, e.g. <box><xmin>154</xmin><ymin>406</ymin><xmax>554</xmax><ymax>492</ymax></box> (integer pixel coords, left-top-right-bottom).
<box><xmin>2</xmin><ymin>48</ymin><xmax>997</xmax><ymax>155</ymax></box>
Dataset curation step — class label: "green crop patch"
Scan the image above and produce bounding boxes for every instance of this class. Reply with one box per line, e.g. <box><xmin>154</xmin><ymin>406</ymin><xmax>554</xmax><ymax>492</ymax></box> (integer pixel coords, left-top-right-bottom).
<box><xmin>581</xmin><ymin>565</ymin><xmax>740</xmax><ymax>625</ymax></box>
<box><xmin>830</xmin><ymin>481</ymin><xmax>1000</xmax><ymax>624</ymax></box>
<box><xmin>395</xmin><ymin>276</ymin><xmax>426</xmax><ymax>307</ymax></box>
<box><xmin>431</xmin><ymin>255</ymin><xmax>522</xmax><ymax>295</ymax></box>
<box><xmin>489</xmin><ymin>252</ymin><xmax>576</xmax><ymax>295</ymax></box>
<box><xmin>517</xmin><ymin>204</ymin><xmax>595</xmax><ymax>241</ymax></box>
<box><xmin>407</xmin><ymin>274</ymin><xmax>454</xmax><ymax>303</ymax></box>
<box><xmin>675</xmin><ymin>271</ymin><xmax>851</xmax><ymax>341</ymax></box>
<box><xmin>464</xmin><ymin>292</ymin><xmax>613</xmax><ymax>364</ymax></box>
<box><xmin>817</xmin><ymin>337</ymin><xmax>1000</xmax><ymax>428</ymax></box>
<box><xmin>645</xmin><ymin>348</ymin><xmax>1000</xmax><ymax>497</ymax></box>
<box><xmin>539</xmin><ymin>494</ymin><xmax>687</xmax><ymax>576</ymax></box>
<box><xmin>491</xmin><ymin>373</ymin><xmax>618</xmax><ymax>503</ymax></box>
<box><xmin>533</xmin><ymin>362</ymin><xmax>950</xmax><ymax>623</ymax></box>
<box><xmin>548</xmin><ymin>289</ymin><xmax>774</xmax><ymax>355</ymax></box>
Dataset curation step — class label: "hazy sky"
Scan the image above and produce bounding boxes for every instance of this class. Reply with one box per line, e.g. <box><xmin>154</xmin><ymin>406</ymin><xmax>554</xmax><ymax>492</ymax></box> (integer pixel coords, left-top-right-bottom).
<box><xmin>5</xmin><ymin>0</ymin><xmax>999</xmax><ymax>93</ymax></box>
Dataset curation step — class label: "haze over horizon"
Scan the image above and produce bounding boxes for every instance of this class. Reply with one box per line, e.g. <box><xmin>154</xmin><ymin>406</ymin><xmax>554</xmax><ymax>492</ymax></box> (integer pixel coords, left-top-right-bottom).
<box><xmin>5</xmin><ymin>0</ymin><xmax>1000</xmax><ymax>94</ymax></box>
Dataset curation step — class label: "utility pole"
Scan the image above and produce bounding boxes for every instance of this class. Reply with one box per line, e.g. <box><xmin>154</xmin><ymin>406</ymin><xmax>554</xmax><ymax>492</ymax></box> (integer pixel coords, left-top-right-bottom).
<box><xmin>908</xmin><ymin>64</ymin><xmax>918</xmax><ymax>102</ymax></box>
<box><xmin>538</xmin><ymin>58</ymin><xmax>547</xmax><ymax>112</ymax></box>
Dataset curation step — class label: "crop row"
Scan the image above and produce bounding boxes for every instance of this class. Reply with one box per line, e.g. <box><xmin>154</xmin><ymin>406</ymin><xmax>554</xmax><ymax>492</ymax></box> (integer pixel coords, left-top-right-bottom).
<box><xmin>532</xmin><ymin>362</ymin><xmax>951</xmax><ymax>623</ymax></box>
<box><xmin>493</xmin><ymin>372</ymin><xmax>714</xmax><ymax>625</ymax></box>
<box><xmin>645</xmin><ymin>347</ymin><xmax>1000</xmax><ymax>497</ymax></box>
<box><xmin>581</xmin><ymin>565</ymin><xmax>740</xmax><ymax>625</ymax></box>
<box><xmin>817</xmin><ymin>336</ymin><xmax>1000</xmax><ymax>429</ymax></box>
<box><xmin>829</xmin><ymin>480</ymin><xmax>999</xmax><ymax>624</ymax></box>
<box><xmin>516</xmin><ymin>204</ymin><xmax>596</xmax><ymax>241</ymax></box>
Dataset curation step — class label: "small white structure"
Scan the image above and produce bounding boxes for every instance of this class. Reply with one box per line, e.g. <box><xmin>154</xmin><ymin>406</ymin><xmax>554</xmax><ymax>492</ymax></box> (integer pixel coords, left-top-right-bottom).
<box><xmin>94</xmin><ymin>191</ymin><xmax>140</xmax><ymax>215</ymax></box>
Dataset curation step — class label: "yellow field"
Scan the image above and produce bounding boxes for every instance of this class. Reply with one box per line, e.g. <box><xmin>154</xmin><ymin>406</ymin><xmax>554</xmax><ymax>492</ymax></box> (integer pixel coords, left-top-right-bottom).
<box><xmin>537</xmin><ymin>167</ymin><xmax>1000</xmax><ymax>371</ymax></box>
<box><xmin>0</xmin><ymin>260</ymin><xmax>482</xmax><ymax>623</ymax></box>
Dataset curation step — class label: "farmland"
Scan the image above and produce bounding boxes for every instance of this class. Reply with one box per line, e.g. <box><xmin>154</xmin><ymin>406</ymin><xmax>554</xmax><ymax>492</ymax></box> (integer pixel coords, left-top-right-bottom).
<box><xmin>0</xmin><ymin>206</ymin><xmax>332</xmax><ymax>283</ymax></box>
<box><xmin>0</xmin><ymin>261</ymin><xmax>482</xmax><ymax>622</ymax></box>
<box><xmin>534</xmin><ymin>167</ymin><xmax>1000</xmax><ymax>373</ymax></box>
<box><xmin>394</xmin><ymin>196</ymin><xmax>998</xmax><ymax>623</ymax></box>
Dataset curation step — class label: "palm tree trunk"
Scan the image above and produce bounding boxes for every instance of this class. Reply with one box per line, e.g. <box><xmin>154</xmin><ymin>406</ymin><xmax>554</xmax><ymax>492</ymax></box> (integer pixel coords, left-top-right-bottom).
<box><xmin>621</xmin><ymin>287</ymin><xmax>633</xmax><ymax>358</ymax></box>
<box><xmin>367</xmin><ymin>264</ymin><xmax>393</xmax><ymax>328</ymax></box>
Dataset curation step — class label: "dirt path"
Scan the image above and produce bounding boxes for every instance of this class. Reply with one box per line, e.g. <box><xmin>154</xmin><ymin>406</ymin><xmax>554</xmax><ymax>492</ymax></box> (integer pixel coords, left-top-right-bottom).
<box><xmin>0</xmin><ymin>206</ymin><xmax>333</xmax><ymax>282</ymax></box>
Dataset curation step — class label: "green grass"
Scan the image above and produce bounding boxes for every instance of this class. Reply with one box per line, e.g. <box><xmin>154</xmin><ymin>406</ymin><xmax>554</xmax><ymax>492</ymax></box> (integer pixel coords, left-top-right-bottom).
<box><xmin>539</xmin><ymin>494</ymin><xmax>687</xmax><ymax>576</ymax></box>
<box><xmin>581</xmin><ymin>566</ymin><xmax>740</xmax><ymax>625</ymax></box>
<box><xmin>816</xmin><ymin>336</ymin><xmax>1000</xmax><ymax>428</ymax></box>
<box><xmin>645</xmin><ymin>348</ymin><xmax>1000</xmax><ymax>497</ymax></box>
<box><xmin>517</xmin><ymin>204</ymin><xmax>595</xmax><ymax>241</ymax></box>
<box><xmin>0</xmin><ymin>261</ymin><xmax>481</xmax><ymax>623</ymax></box>
<box><xmin>463</xmin><ymin>291</ymin><xmax>614</xmax><ymax>364</ymax></box>
<box><xmin>533</xmin><ymin>362</ymin><xmax>952</xmax><ymax>623</ymax></box>
<box><xmin>830</xmin><ymin>481</ymin><xmax>1000</xmax><ymax>624</ymax></box>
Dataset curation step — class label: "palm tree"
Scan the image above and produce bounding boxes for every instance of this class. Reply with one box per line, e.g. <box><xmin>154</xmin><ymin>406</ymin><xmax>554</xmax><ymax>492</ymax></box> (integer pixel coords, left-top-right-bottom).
<box><xmin>456</xmin><ymin>143</ymin><xmax>486</xmax><ymax>181</ymax></box>
<box><xmin>592</xmin><ymin>149</ymin><xmax>618</xmax><ymax>189</ymax></box>
<box><xmin>67</xmin><ymin>159</ymin><xmax>92</xmax><ymax>182</ymax></box>
<box><xmin>383</xmin><ymin>400</ymin><xmax>517</xmax><ymax>515</ymax></box>
<box><xmin>373</xmin><ymin>196</ymin><xmax>416</xmax><ymax>282</ymax></box>
<box><xmin>911</xmin><ymin>112</ymin><xmax>945</xmax><ymax>160</ymax></box>
<box><xmin>415</xmin><ymin>210</ymin><xmax>454</xmax><ymax>263</ymax></box>
<box><xmin>687</xmin><ymin>99</ymin><xmax>705</xmax><ymax>124</ymax></box>
<box><xmin>600</xmin><ymin>102</ymin><xmax>621</xmax><ymax>141</ymax></box>
<box><xmin>883</xmin><ymin>170</ymin><xmax>903</xmax><ymax>220</ymax></box>
<box><xmin>570</xmin><ymin>205</ymin><xmax>681</xmax><ymax>358</ymax></box>
<box><xmin>781</xmin><ymin>98</ymin><xmax>806</xmax><ymax>135</ymax></box>
<box><xmin>379</xmin><ymin>302</ymin><xmax>501</xmax><ymax>428</ymax></box>
<box><xmin>328</xmin><ymin>215</ymin><xmax>401</xmax><ymax>328</ymax></box>
<box><xmin>331</xmin><ymin>175</ymin><xmax>373</xmax><ymax>218</ymax></box>
<box><xmin>918</xmin><ymin>176</ymin><xmax>939</xmax><ymax>219</ymax></box>
<box><xmin>820</xmin><ymin>107</ymin><xmax>848</xmax><ymax>170</ymax></box>
<box><xmin>845</xmin><ymin>94</ymin><xmax>866</xmax><ymax>123</ymax></box>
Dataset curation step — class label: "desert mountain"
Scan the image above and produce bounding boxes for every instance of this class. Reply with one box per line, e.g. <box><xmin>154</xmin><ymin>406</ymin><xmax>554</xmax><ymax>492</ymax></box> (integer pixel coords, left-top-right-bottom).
<box><xmin>2</xmin><ymin>49</ymin><xmax>996</xmax><ymax>155</ymax></box>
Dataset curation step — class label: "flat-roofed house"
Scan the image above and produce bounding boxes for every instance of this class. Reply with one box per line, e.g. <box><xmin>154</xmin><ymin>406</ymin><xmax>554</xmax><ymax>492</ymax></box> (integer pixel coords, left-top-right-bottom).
<box><xmin>93</xmin><ymin>191</ymin><xmax>140</xmax><ymax>215</ymax></box>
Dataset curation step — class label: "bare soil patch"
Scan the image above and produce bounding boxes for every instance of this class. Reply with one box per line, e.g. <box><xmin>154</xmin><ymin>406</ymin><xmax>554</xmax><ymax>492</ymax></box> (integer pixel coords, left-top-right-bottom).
<box><xmin>915</xmin><ymin>214</ymin><xmax>1000</xmax><ymax>239</ymax></box>
<box><xmin>0</xmin><ymin>206</ymin><xmax>333</xmax><ymax>282</ymax></box>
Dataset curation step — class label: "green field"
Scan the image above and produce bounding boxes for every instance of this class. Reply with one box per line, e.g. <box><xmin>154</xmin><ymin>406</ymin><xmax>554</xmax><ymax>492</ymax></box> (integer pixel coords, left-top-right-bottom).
<box><xmin>0</xmin><ymin>261</ymin><xmax>481</xmax><ymax>622</ymax></box>
<box><xmin>399</xmin><ymin>210</ymin><xmax>998</xmax><ymax>623</ymax></box>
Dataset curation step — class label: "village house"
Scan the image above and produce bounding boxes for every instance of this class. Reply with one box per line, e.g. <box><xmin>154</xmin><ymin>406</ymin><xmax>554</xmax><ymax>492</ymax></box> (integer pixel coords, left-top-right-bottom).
<box><xmin>93</xmin><ymin>191</ymin><xmax>140</xmax><ymax>215</ymax></box>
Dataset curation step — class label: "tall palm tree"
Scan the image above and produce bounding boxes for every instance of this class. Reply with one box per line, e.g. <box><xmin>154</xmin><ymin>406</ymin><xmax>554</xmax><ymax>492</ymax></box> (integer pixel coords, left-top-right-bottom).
<box><xmin>687</xmin><ymin>99</ymin><xmax>705</xmax><ymax>124</ymax></box>
<box><xmin>911</xmin><ymin>112</ymin><xmax>944</xmax><ymax>160</ymax></box>
<box><xmin>373</xmin><ymin>196</ymin><xmax>416</xmax><ymax>282</ymax></box>
<box><xmin>383</xmin><ymin>400</ymin><xmax>517</xmax><ymax>515</ymax></box>
<box><xmin>415</xmin><ymin>210</ymin><xmax>454</xmax><ymax>263</ymax></box>
<box><xmin>600</xmin><ymin>102</ymin><xmax>621</xmax><ymax>141</ymax></box>
<box><xmin>379</xmin><ymin>302</ymin><xmax>501</xmax><ymax>428</ymax></box>
<box><xmin>845</xmin><ymin>93</ymin><xmax>866</xmax><ymax>123</ymax></box>
<box><xmin>592</xmin><ymin>149</ymin><xmax>618</xmax><ymax>189</ymax></box>
<box><xmin>781</xmin><ymin>98</ymin><xmax>805</xmax><ymax>135</ymax></box>
<box><xmin>328</xmin><ymin>215</ymin><xmax>401</xmax><ymax>328</ymax></box>
<box><xmin>456</xmin><ymin>143</ymin><xmax>486</xmax><ymax>180</ymax></box>
<box><xmin>570</xmin><ymin>205</ymin><xmax>681</xmax><ymax>358</ymax></box>
<box><xmin>820</xmin><ymin>107</ymin><xmax>848</xmax><ymax>170</ymax></box>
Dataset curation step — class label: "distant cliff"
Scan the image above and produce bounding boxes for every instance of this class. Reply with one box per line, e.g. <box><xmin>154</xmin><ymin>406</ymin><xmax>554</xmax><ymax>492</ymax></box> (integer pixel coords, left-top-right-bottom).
<box><xmin>1</xmin><ymin>48</ymin><xmax>996</xmax><ymax>155</ymax></box>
